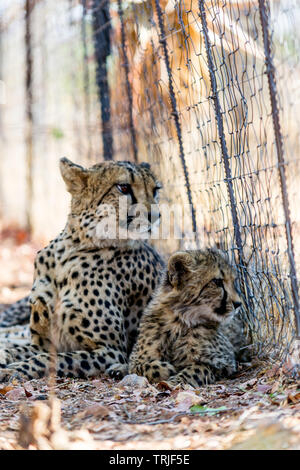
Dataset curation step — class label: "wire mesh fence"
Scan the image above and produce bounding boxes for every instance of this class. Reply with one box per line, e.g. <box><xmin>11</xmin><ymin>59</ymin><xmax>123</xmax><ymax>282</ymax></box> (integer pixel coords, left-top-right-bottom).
<box><xmin>0</xmin><ymin>0</ymin><xmax>300</xmax><ymax>361</ymax></box>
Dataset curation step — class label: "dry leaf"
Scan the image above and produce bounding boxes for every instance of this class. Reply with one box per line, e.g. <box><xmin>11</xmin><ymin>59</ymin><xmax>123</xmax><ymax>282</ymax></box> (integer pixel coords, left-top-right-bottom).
<box><xmin>74</xmin><ymin>404</ymin><xmax>110</xmax><ymax>420</ymax></box>
<box><xmin>257</xmin><ymin>384</ymin><xmax>272</xmax><ymax>394</ymax></box>
<box><xmin>0</xmin><ymin>385</ymin><xmax>14</xmax><ymax>395</ymax></box>
<box><xmin>175</xmin><ymin>391</ymin><xmax>206</xmax><ymax>412</ymax></box>
<box><xmin>156</xmin><ymin>381</ymin><xmax>173</xmax><ymax>391</ymax></box>
<box><xmin>271</xmin><ymin>381</ymin><xmax>280</xmax><ymax>394</ymax></box>
<box><xmin>23</xmin><ymin>386</ymin><xmax>33</xmax><ymax>398</ymax></box>
<box><xmin>243</xmin><ymin>377</ymin><xmax>258</xmax><ymax>388</ymax></box>
<box><xmin>176</xmin><ymin>391</ymin><xmax>206</xmax><ymax>405</ymax></box>
<box><xmin>287</xmin><ymin>392</ymin><xmax>300</xmax><ymax>404</ymax></box>
<box><xmin>5</xmin><ymin>387</ymin><xmax>26</xmax><ymax>400</ymax></box>
<box><xmin>91</xmin><ymin>380</ymin><xmax>103</xmax><ymax>388</ymax></box>
<box><xmin>135</xmin><ymin>404</ymin><xmax>147</xmax><ymax>411</ymax></box>
<box><xmin>270</xmin><ymin>393</ymin><xmax>288</xmax><ymax>405</ymax></box>
<box><xmin>265</xmin><ymin>365</ymin><xmax>281</xmax><ymax>379</ymax></box>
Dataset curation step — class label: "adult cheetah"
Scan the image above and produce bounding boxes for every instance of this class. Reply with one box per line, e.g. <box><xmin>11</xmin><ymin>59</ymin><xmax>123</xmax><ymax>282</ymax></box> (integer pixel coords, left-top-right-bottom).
<box><xmin>129</xmin><ymin>249</ymin><xmax>251</xmax><ymax>388</ymax></box>
<box><xmin>0</xmin><ymin>158</ymin><xmax>164</xmax><ymax>382</ymax></box>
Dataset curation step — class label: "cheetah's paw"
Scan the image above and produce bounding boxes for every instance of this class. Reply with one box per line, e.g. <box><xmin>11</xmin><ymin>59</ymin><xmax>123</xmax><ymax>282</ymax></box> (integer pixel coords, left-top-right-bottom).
<box><xmin>0</xmin><ymin>367</ymin><xmax>27</xmax><ymax>383</ymax></box>
<box><xmin>107</xmin><ymin>363</ymin><xmax>128</xmax><ymax>380</ymax></box>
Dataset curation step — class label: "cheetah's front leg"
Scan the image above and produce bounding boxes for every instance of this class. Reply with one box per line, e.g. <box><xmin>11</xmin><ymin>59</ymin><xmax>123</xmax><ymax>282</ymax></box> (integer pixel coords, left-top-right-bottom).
<box><xmin>0</xmin><ymin>346</ymin><xmax>128</xmax><ymax>382</ymax></box>
<box><xmin>0</xmin><ymin>343</ymin><xmax>47</xmax><ymax>383</ymax></box>
<box><xmin>0</xmin><ymin>344</ymin><xmax>44</xmax><ymax>368</ymax></box>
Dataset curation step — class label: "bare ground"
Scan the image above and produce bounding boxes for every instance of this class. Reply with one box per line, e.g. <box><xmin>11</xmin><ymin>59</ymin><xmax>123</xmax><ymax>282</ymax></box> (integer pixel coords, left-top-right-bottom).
<box><xmin>0</xmin><ymin>233</ymin><xmax>299</xmax><ymax>450</ymax></box>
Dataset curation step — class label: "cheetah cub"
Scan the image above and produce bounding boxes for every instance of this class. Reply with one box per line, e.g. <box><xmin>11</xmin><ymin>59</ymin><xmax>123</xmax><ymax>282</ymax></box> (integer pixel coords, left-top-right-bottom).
<box><xmin>129</xmin><ymin>249</ymin><xmax>250</xmax><ymax>388</ymax></box>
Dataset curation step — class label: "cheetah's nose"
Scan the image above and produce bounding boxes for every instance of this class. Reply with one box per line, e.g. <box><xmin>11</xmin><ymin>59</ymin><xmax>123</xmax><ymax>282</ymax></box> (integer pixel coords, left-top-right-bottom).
<box><xmin>233</xmin><ymin>301</ymin><xmax>242</xmax><ymax>309</ymax></box>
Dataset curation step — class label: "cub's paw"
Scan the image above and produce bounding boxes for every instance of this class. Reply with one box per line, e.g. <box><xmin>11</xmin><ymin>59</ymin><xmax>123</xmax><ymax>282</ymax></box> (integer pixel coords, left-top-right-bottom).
<box><xmin>107</xmin><ymin>363</ymin><xmax>129</xmax><ymax>380</ymax></box>
<box><xmin>167</xmin><ymin>365</ymin><xmax>216</xmax><ymax>389</ymax></box>
<box><xmin>222</xmin><ymin>360</ymin><xmax>237</xmax><ymax>378</ymax></box>
<box><xmin>144</xmin><ymin>360</ymin><xmax>177</xmax><ymax>383</ymax></box>
<box><xmin>161</xmin><ymin>372</ymin><xmax>204</xmax><ymax>389</ymax></box>
<box><xmin>237</xmin><ymin>347</ymin><xmax>252</xmax><ymax>363</ymax></box>
<box><xmin>166</xmin><ymin>374</ymin><xmax>198</xmax><ymax>389</ymax></box>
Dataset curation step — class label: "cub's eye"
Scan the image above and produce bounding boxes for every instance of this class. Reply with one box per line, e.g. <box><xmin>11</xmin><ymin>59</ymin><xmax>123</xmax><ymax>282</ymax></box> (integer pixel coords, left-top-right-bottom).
<box><xmin>116</xmin><ymin>184</ymin><xmax>131</xmax><ymax>195</ymax></box>
<box><xmin>212</xmin><ymin>278</ymin><xmax>223</xmax><ymax>287</ymax></box>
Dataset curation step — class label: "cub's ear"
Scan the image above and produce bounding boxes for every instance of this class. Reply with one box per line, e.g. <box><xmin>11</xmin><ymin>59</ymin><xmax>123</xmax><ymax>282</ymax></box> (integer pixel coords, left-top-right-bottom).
<box><xmin>167</xmin><ymin>251</ymin><xmax>194</xmax><ymax>288</ymax></box>
<box><xmin>60</xmin><ymin>157</ymin><xmax>88</xmax><ymax>194</ymax></box>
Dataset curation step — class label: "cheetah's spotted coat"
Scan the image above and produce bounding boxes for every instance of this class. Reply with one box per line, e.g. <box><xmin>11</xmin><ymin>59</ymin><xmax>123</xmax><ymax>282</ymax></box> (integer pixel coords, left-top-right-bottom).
<box><xmin>0</xmin><ymin>158</ymin><xmax>164</xmax><ymax>382</ymax></box>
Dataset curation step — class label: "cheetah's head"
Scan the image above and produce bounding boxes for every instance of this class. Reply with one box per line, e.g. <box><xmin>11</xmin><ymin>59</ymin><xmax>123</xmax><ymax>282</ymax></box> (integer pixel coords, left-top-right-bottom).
<box><xmin>164</xmin><ymin>249</ymin><xmax>242</xmax><ymax>326</ymax></box>
<box><xmin>60</xmin><ymin>157</ymin><xmax>161</xmax><ymax>246</ymax></box>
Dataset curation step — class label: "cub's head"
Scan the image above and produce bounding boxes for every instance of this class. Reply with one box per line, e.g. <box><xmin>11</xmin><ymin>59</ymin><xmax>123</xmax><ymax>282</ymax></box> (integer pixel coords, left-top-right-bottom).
<box><xmin>164</xmin><ymin>249</ymin><xmax>242</xmax><ymax>326</ymax></box>
<box><xmin>60</xmin><ymin>157</ymin><xmax>161</xmax><ymax>246</ymax></box>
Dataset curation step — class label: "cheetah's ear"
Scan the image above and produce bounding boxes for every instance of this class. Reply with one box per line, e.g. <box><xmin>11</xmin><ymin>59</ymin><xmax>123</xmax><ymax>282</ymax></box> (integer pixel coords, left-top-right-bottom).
<box><xmin>60</xmin><ymin>157</ymin><xmax>88</xmax><ymax>194</ymax></box>
<box><xmin>167</xmin><ymin>251</ymin><xmax>194</xmax><ymax>288</ymax></box>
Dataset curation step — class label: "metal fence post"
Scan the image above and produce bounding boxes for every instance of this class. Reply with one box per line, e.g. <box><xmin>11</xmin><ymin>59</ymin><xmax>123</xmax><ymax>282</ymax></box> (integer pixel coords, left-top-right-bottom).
<box><xmin>92</xmin><ymin>0</ymin><xmax>113</xmax><ymax>160</ymax></box>
<box><xmin>82</xmin><ymin>0</ymin><xmax>92</xmax><ymax>161</ymax></box>
<box><xmin>117</xmin><ymin>0</ymin><xmax>138</xmax><ymax>162</ymax></box>
<box><xmin>198</xmin><ymin>0</ymin><xmax>253</xmax><ymax>310</ymax></box>
<box><xmin>25</xmin><ymin>0</ymin><xmax>34</xmax><ymax>233</ymax></box>
<box><xmin>154</xmin><ymin>0</ymin><xmax>198</xmax><ymax>244</ymax></box>
<box><xmin>258</xmin><ymin>0</ymin><xmax>300</xmax><ymax>339</ymax></box>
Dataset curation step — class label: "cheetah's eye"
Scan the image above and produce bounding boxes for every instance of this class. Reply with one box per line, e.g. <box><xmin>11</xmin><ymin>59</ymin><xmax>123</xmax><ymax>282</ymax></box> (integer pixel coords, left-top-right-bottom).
<box><xmin>212</xmin><ymin>278</ymin><xmax>223</xmax><ymax>287</ymax></box>
<box><xmin>116</xmin><ymin>184</ymin><xmax>131</xmax><ymax>195</ymax></box>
